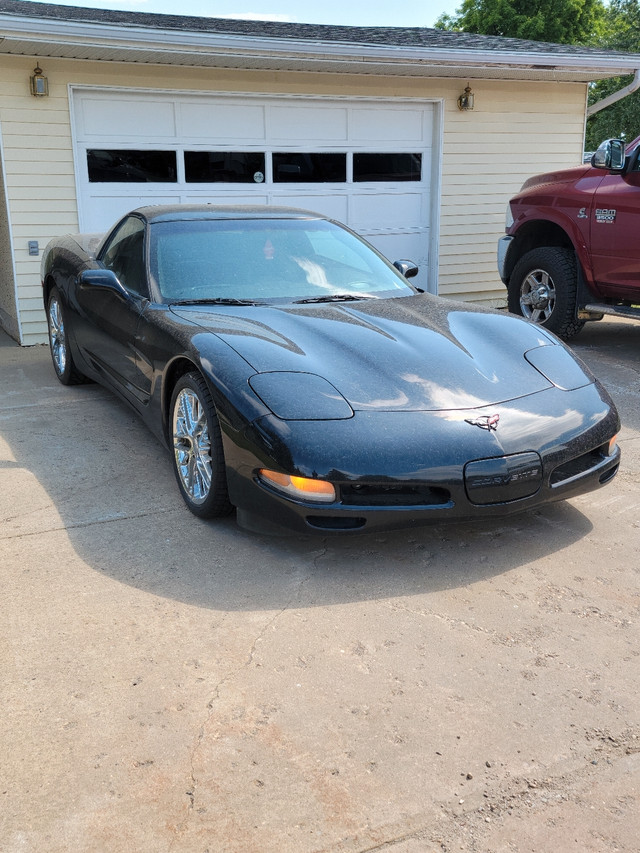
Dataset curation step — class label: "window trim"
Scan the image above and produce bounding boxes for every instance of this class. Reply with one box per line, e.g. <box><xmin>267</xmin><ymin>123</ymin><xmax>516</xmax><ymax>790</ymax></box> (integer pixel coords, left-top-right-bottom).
<box><xmin>84</xmin><ymin>148</ymin><xmax>426</xmax><ymax>186</ymax></box>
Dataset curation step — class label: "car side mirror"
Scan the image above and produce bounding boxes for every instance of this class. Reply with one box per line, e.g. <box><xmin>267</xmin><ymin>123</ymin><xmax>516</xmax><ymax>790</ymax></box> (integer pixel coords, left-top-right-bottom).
<box><xmin>591</xmin><ymin>138</ymin><xmax>626</xmax><ymax>172</ymax></box>
<box><xmin>393</xmin><ymin>259</ymin><xmax>419</xmax><ymax>279</ymax></box>
<box><xmin>77</xmin><ymin>268</ymin><xmax>131</xmax><ymax>299</ymax></box>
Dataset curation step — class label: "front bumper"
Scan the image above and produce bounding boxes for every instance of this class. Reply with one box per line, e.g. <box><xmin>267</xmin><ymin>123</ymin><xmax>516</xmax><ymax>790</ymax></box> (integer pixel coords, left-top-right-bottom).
<box><xmin>497</xmin><ymin>235</ymin><xmax>515</xmax><ymax>283</ymax></box>
<box><xmin>222</xmin><ymin>382</ymin><xmax>620</xmax><ymax>535</ymax></box>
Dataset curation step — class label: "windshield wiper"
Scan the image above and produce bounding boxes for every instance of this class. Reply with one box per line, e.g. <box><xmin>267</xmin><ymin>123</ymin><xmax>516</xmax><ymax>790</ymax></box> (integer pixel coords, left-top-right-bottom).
<box><xmin>169</xmin><ymin>298</ymin><xmax>266</xmax><ymax>306</ymax></box>
<box><xmin>293</xmin><ymin>293</ymin><xmax>373</xmax><ymax>304</ymax></box>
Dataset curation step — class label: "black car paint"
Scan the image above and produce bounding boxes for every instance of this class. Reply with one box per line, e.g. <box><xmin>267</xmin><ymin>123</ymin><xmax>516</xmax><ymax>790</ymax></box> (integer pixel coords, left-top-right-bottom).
<box><xmin>42</xmin><ymin>205</ymin><xmax>621</xmax><ymax>534</ymax></box>
<box><xmin>170</xmin><ymin>299</ymin><xmax>556</xmax><ymax>411</ymax></box>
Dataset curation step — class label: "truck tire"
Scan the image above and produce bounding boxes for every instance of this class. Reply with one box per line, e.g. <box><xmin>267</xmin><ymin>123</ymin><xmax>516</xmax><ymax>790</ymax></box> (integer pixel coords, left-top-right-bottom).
<box><xmin>508</xmin><ymin>247</ymin><xmax>585</xmax><ymax>339</ymax></box>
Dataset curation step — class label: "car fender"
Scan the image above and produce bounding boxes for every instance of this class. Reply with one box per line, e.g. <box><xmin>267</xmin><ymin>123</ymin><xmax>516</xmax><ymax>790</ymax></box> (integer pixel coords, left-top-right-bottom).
<box><xmin>508</xmin><ymin>206</ymin><xmax>596</xmax><ymax>290</ymax></box>
<box><xmin>159</xmin><ymin>334</ymin><xmax>272</xmax><ymax>449</ymax></box>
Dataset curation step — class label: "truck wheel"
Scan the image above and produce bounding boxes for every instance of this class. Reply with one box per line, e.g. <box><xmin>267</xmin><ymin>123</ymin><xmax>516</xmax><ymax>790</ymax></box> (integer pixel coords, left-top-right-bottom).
<box><xmin>508</xmin><ymin>247</ymin><xmax>585</xmax><ymax>339</ymax></box>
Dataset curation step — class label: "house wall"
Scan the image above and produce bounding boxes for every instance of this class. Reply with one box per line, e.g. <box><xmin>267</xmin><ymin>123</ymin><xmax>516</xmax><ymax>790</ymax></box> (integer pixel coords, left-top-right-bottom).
<box><xmin>0</xmin><ymin>55</ymin><xmax>588</xmax><ymax>345</ymax></box>
<box><xmin>440</xmin><ymin>86</ymin><xmax>587</xmax><ymax>302</ymax></box>
<box><xmin>0</xmin><ymin>124</ymin><xmax>19</xmax><ymax>341</ymax></box>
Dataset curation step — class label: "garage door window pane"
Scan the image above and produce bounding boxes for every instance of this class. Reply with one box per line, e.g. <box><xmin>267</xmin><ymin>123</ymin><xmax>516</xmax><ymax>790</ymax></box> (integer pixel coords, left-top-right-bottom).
<box><xmin>273</xmin><ymin>153</ymin><xmax>346</xmax><ymax>183</ymax></box>
<box><xmin>87</xmin><ymin>150</ymin><xmax>177</xmax><ymax>183</ymax></box>
<box><xmin>185</xmin><ymin>151</ymin><xmax>266</xmax><ymax>183</ymax></box>
<box><xmin>353</xmin><ymin>153</ymin><xmax>422</xmax><ymax>182</ymax></box>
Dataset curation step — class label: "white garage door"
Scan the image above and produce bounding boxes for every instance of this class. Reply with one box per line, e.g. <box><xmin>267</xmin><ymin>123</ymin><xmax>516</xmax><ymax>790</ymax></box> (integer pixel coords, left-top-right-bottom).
<box><xmin>72</xmin><ymin>89</ymin><xmax>439</xmax><ymax>291</ymax></box>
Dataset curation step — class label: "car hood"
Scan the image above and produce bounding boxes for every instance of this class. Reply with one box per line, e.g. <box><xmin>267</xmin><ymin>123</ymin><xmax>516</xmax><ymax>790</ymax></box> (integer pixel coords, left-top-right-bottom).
<box><xmin>520</xmin><ymin>164</ymin><xmax>591</xmax><ymax>192</ymax></box>
<box><xmin>171</xmin><ymin>295</ymin><xmax>560</xmax><ymax>412</ymax></box>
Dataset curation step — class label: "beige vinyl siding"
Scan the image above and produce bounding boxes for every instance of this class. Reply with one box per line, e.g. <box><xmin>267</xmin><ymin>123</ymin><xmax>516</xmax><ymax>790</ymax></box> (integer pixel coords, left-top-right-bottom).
<box><xmin>439</xmin><ymin>79</ymin><xmax>586</xmax><ymax>306</ymax></box>
<box><xmin>0</xmin><ymin>129</ymin><xmax>18</xmax><ymax>341</ymax></box>
<box><xmin>0</xmin><ymin>56</ymin><xmax>588</xmax><ymax>344</ymax></box>
<box><xmin>0</xmin><ymin>60</ymin><xmax>78</xmax><ymax>343</ymax></box>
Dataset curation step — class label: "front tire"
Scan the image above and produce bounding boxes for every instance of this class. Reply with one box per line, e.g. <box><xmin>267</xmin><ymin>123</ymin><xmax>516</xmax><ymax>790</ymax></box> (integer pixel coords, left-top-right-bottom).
<box><xmin>508</xmin><ymin>247</ymin><xmax>584</xmax><ymax>339</ymax></box>
<box><xmin>170</xmin><ymin>372</ymin><xmax>233</xmax><ymax>519</ymax></box>
<box><xmin>46</xmin><ymin>287</ymin><xmax>88</xmax><ymax>385</ymax></box>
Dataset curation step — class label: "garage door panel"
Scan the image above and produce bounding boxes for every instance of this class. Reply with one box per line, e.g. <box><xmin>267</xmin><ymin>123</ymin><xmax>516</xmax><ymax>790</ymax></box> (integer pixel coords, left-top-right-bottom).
<box><xmin>349</xmin><ymin>191</ymin><xmax>424</xmax><ymax>229</ymax></box>
<box><xmin>181</xmin><ymin>193</ymin><xmax>270</xmax><ymax>206</ymax></box>
<box><xmin>270</xmin><ymin>193</ymin><xmax>349</xmax><ymax>222</ymax></box>
<box><xmin>268</xmin><ymin>106</ymin><xmax>349</xmax><ymax>142</ymax></box>
<box><xmin>367</xmin><ymin>231</ymin><xmax>428</xmax><ymax>261</ymax></box>
<box><xmin>350</xmin><ymin>108</ymin><xmax>428</xmax><ymax>143</ymax></box>
<box><xmin>83</xmin><ymin>194</ymin><xmax>182</xmax><ymax>232</ymax></box>
<box><xmin>78</xmin><ymin>97</ymin><xmax>177</xmax><ymax>140</ymax></box>
<box><xmin>178</xmin><ymin>103</ymin><xmax>266</xmax><ymax>142</ymax></box>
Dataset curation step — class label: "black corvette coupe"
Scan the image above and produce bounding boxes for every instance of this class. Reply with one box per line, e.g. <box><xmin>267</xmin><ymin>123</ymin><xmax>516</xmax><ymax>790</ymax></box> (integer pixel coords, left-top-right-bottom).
<box><xmin>42</xmin><ymin>205</ymin><xmax>620</xmax><ymax>534</ymax></box>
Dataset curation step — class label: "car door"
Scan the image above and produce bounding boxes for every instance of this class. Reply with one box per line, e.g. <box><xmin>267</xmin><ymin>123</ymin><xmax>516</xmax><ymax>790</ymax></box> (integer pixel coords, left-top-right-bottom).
<box><xmin>74</xmin><ymin>215</ymin><xmax>151</xmax><ymax>403</ymax></box>
<box><xmin>590</xmin><ymin>155</ymin><xmax>640</xmax><ymax>297</ymax></box>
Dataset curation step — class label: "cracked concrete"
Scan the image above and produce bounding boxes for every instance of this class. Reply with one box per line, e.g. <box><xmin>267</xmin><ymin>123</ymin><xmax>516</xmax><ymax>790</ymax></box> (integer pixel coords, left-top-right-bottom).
<box><xmin>1</xmin><ymin>318</ymin><xmax>639</xmax><ymax>852</ymax></box>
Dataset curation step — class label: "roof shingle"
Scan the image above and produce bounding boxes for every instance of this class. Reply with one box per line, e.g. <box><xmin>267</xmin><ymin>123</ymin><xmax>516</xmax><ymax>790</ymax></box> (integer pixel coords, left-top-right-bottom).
<box><xmin>0</xmin><ymin>0</ymin><xmax>637</xmax><ymax>61</ymax></box>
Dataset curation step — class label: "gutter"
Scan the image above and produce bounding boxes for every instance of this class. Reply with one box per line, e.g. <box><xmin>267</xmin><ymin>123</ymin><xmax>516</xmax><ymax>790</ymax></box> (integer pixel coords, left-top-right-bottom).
<box><xmin>587</xmin><ymin>68</ymin><xmax>640</xmax><ymax>116</ymax></box>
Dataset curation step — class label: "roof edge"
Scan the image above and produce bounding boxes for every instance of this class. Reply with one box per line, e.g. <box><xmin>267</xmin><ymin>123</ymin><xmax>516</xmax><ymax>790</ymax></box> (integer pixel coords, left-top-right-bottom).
<box><xmin>2</xmin><ymin>2</ymin><xmax>640</xmax><ymax>76</ymax></box>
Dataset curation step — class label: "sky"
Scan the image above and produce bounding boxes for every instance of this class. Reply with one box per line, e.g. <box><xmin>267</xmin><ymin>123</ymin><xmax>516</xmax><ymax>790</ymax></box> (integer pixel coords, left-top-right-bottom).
<box><xmin>20</xmin><ymin>0</ymin><xmax>462</xmax><ymax>28</ymax></box>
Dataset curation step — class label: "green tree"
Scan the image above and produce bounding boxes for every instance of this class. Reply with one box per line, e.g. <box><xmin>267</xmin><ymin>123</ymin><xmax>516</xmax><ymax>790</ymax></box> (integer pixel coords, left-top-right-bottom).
<box><xmin>435</xmin><ymin>0</ymin><xmax>605</xmax><ymax>45</ymax></box>
<box><xmin>585</xmin><ymin>0</ymin><xmax>640</xmax><ymax>149</ymax></box>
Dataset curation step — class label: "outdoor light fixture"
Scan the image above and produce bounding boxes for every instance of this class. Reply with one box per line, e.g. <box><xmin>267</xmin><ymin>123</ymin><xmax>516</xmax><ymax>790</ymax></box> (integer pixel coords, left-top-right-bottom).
<box><xmin>30</xmin><ymin>64</ymin><xmax>49</xmax><ymax>97</ymax></box>
<box><xmin>457</xmin><ymin>84</ymin><xmax>474</xmax><ymax>111</ymax></box>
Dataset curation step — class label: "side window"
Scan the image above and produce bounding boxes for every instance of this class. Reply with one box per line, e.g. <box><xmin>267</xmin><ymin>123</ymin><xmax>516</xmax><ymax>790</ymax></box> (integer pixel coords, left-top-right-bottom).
<box><xmin>101</xmin><ymin>216</ymin><xmax>148</xmax><ymax>297</ymax></box>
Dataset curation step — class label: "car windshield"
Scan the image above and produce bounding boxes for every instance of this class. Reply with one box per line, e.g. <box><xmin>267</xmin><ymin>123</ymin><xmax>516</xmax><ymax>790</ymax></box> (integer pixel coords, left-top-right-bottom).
<box><xmin>149</xmin><ymin>217</ymin><xmax>415</xmax><ymax>304</ymax></box>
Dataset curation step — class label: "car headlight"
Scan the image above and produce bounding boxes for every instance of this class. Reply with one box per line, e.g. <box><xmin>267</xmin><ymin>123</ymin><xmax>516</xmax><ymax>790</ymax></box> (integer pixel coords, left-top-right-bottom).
<box><xmin>524</xmin><ymin>345</ymin><xmax>593</xmax><ymax>391</ymax></box>
<box><xmin>249</xmin><ymin>371</ymin><xmax>353</xmax><ymax>420</ymax></box>
<box><xmin>258</xmin><ymin>469</ymin><xmax>337</xmax><ymax>503</ymax></box>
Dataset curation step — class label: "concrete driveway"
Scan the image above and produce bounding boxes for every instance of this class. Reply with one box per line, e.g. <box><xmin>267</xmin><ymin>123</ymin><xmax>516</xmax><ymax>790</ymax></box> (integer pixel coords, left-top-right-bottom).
<box><xmin>1</xmin><ymin>319</ymin><xmax>638</xmax><ymax>852</ymax></box>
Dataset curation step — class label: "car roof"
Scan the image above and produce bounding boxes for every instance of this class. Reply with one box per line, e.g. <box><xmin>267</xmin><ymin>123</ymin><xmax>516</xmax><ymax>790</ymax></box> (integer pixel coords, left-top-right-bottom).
<box><xmin>134</xmin><ymin>204</ymin><xmax>327</xmax><ymax>223</ymax></box>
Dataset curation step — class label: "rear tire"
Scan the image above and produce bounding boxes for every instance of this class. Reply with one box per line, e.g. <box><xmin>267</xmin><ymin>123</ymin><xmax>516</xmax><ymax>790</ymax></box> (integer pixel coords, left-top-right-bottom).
<box><xmin>508</xmin><ymin>247</ymin><xmax>585</xmax><ymax>339</ymax></box>
<box><xmin>46</xmin><ymin>287</ymin><xmax>89</xmax><ymax>385</ymax></box>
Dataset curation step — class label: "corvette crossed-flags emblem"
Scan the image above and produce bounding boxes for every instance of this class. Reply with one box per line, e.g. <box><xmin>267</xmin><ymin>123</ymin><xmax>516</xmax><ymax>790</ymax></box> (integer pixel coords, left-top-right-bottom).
<box><xmin>464</xmin><ymin>414</ymin><xmax>500</xmax><ymax>431</ymax></box>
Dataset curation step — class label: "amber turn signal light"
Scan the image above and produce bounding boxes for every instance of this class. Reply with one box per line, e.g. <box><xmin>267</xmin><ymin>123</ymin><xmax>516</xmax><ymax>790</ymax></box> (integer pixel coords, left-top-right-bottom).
<box><xmin>258</xmin><ymin>469</ymin><xmax>336</xmax><ymax>503</ymax></box>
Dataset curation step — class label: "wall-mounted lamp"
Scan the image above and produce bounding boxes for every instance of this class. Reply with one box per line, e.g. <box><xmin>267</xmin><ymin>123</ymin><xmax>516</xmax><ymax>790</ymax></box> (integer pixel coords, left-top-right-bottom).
<box><xmin>30</xmin><ymin>64</ymin><xmax>49</xmax><ymax>97</ymax></box>
<box><xmin>457</xmin><ymin>84</ymin><xmax>474</xmax><ymax>111</ymax></box>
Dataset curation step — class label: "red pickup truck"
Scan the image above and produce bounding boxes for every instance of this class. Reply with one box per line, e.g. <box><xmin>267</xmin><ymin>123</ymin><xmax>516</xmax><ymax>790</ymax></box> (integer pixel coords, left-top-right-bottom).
<box><xmin>498</xmin><ymin>137</ymin><xmax>640</xmax><ymax>338</ymax></box>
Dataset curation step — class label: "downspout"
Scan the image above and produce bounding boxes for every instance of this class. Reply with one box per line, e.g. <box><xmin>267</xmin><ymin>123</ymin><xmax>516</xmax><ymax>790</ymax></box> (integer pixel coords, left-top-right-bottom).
<box><xmin>587</xmin><ymin>68</ymin><xmax>640</xmax><ymax>116</ymax></box>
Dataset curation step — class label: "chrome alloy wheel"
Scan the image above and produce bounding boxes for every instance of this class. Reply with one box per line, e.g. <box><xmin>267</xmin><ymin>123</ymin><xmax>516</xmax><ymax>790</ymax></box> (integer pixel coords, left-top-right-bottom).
<box><xmin>172</xmin><ymin>388</ymin><xmax>212</xmax><ymax>505</ymax></box>
<box><xmin>519</xmin><ymin>268</ymin><xmax>557</xmax><ymax>323</ymax></box>
<box><xmin>48</xmin><ymin>295</ymin><xmax>67</xmax><ymax>376</ymax></box>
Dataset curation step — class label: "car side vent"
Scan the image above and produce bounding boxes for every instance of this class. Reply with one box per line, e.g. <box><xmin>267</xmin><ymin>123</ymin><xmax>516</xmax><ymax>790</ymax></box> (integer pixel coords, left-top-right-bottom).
<box><xmin>306</xmin><ymin>516</ymin><xmax>367</xmax><ymax>531</ymax></box>
<box><xmin>549</xmin><ymin>447</ymin><xmax>606</xmax><ymax>486</ymax></box>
